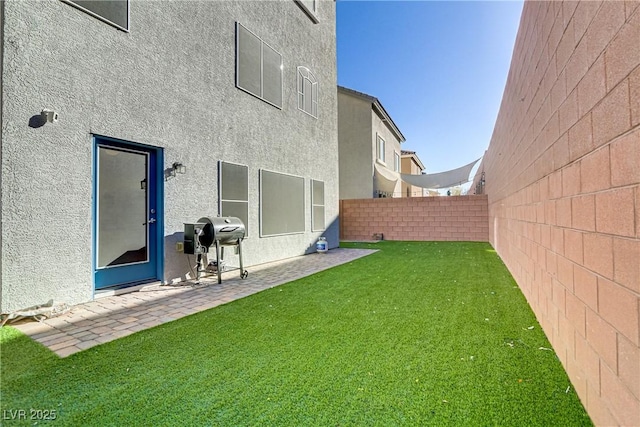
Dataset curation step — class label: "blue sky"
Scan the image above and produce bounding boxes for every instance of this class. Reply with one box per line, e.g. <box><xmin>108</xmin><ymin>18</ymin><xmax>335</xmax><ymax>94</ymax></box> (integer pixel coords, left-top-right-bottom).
<box><xmin>336</xmin><ymin>0</ymin><xmax>524</xmax><ymax>174</ymax></box>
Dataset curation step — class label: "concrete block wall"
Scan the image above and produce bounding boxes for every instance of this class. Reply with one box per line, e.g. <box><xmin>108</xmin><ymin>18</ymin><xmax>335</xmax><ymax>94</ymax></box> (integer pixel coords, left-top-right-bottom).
<box><xmin>339</xmin><ymin>196</ymin><xmax>489</xmax><ymax>242</ymax></box>
<box><xmin>481</xmin><ymin>1</ymin><xmax>639</xmax><ymax>425</ymax></box>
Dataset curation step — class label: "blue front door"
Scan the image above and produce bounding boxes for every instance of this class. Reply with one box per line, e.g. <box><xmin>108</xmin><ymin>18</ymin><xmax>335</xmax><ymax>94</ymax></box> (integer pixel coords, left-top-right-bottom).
<box><xmin>94</xmin><ymin>136</ymin><xmax>163</xmax><ymax>289</ymax></box>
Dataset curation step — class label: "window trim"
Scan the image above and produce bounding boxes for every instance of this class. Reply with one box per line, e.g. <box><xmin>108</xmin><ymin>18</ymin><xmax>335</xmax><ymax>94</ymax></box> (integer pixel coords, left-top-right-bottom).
<box><xmin>376</xmin><ymin>134</ymin><xmax>386</xmax><ymax>164</ymax></box>
<box><xmin>61</xmin><ymin>0</ymin><xmax>130</xmax><ymax>32</ymax></box>
<box><xmin>235</xmin><ymin>22</ymin><xmax>284</xmax><ymax>109</ymax></box>
<box><xmin>295</xmin><ymin>0</ymin><xmax>319</xmax><ymax>24</ymax></box>
<box><xmin>218</xmin><ymin>161</ymin><xmax>250</xmax><ymax>237</ymax></box>
<box><xmin>297</xmin><ymin>66</ymin><xmax>318</xmax><ymax>119</ymax></box>
<box><xmin>394</xmin><ymin>151</ymin><xmax>400</xmax><ymax>172</ymax></box>
<box><xmin>311</xmin><ymin>179</ymin><xmax>325</xmax><ymax>232</ymax></box>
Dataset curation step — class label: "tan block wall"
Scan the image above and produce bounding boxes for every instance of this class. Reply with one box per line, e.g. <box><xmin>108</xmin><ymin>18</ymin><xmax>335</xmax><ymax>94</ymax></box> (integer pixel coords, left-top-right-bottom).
<box><xmin>339</xmin><ymin>196</ymin><xmax>489</xmax><ymax>242</ymax></box>
<box><xmin>483</xmin><ymin>1</ymin><xmax>640</xmax><ymax>425</ymax></box>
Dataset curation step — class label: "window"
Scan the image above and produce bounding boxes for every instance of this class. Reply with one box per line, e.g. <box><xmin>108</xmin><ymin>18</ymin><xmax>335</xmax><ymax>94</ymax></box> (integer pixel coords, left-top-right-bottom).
<box><xmin>219</xmin><ymin>161</ymin><xmax>249</xmax><ymax>236</ymax></box>
<box><xmin>236</xmin><ymin>23</ymin><xmax>283</xmax><ymax>108</ymax></box>
<box><xmin>376</xmin><ymin>135</ymin><xmax>386</xmax><ymax>163</ymax></box>
<box><xmin>296</xmin><ymin>0</ymin><xmax>319</xmax><ymax>23</ymax></box>
<box><xmin>297</xmin><ymin>67</ymin><xmax>318</xmax><ymax>118</ymax></box>
<box><xmin>260</xmin><ymin>170</ymin><xmax>305</xmax><ymax>236</ymax></box>
<box><xmin>63</xmin><ymin>0</ymin><xmax>129</xmax><ymax>31</ymax></box>
<box><xmin>394</xmin><ymin>152</ymin><xmax>400</xmax><ymax>172</ymax></box>
<box><xmin>311</xmin><ymin>180</ymin><xmax>325</xmax><ymax>231</ymax></box>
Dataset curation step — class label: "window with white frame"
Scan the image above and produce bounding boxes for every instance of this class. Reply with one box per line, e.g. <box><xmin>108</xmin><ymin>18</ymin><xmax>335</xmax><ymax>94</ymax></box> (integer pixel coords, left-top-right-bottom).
<box><xmin>297</xmin><ymin>67</ymin><xmax>318</xmax><ymax>118</ymax></box>
<box><xmin>296</xmin><ymin>0</ymin><xmax>319</xmax><ymax>23</ymax></box>
<box><xmin>219</xmin><ymin>161</ymin><xmax>249</xmax><ymax>236</ymax></box>
<box><xmin>376</xmin><ymin>135</ymin><xmax>386</xmax><ymax>163</ymax></box>
<box><xmin>260</xmin><ymin>170</ymin><xmax>305</xmax><ymax>236</ymax></box>
<box><xmin>394</xmin><ymin>152</ymin><xmax>400</xmax><ymax>172</ymax></box>
<box><xmin>311</xmin><ymin>179</ymin><xmax>325</xmax><ymax>231</ymax></box>
<box><xmin>63</xmin><ymin>0</ymin><xmax>129</xmax><ymax>31</ymax></box>
<box><xmin>236</xmin><ymin>23</ymin><xmax>283</xmax><ymax>108</ymax></box>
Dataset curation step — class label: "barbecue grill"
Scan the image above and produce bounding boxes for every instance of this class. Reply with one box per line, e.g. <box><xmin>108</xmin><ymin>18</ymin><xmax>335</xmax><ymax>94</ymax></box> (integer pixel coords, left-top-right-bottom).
<box><xmin>183</xmin><ymin>216</ymin><xmax>248</xmax><ymax>284</ymax></box>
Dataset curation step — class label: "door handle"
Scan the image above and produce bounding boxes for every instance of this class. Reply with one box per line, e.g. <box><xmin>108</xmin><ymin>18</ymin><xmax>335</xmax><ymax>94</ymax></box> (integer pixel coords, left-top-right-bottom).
<box><xmin>148</xmin><ymin>218</ymin><xmax>156</xmax><ymax>224</ymax></box>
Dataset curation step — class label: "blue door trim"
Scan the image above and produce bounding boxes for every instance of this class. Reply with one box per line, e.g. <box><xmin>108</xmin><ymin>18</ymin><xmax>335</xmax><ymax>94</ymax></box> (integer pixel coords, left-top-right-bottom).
<box><xmin>92</xmin><ymin>135</ymin><xmax>164</xmax><ymax>290</ymax></box>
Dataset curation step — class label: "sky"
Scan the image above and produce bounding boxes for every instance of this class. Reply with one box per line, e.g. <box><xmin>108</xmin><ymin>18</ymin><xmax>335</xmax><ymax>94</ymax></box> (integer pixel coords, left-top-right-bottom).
<box><xmin>336</xmin><ymin>0</ymin><xmax>524</xmax><ymax>175</ymax></box>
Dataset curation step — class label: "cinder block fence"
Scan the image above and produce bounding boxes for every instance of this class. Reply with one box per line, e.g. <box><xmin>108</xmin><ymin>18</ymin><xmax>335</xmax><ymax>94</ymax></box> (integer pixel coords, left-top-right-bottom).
<box><xmin>339</xmin><ymin>195</ymin><xmax>489</xmax><ymax>242</ymax></box>
<box><xmin>475</xmin><ymin>1</ymin><xmax>640</xmax><ymax>425</ymax></box>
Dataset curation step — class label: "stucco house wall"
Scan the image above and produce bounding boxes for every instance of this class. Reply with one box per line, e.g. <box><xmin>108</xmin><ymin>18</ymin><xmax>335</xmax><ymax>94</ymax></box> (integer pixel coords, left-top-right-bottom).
<box><xmin>371</xmin><ymin>108</ymin><xmax>402</xmax><ymax>197</ymax></box>
<box><xmin>337</xmin><ymin>86</ymin><xmax>405</xmax><ymax>199</ymax></box>
<box><xmin>401</xmin><ymin>151</ymin><xmax>425</xmax><ymax>197</ymax></box>
<box><xmin>1</xmin><ymin>0</ymin><xmax>338</xmax><ymax>312</ymax></box>
<box><xmin>337</xmin><ymin>91</ymin><xmax>374</xmax><ymax>200</ymax></box>
<box><xmin>481</xmin><ymin>1</ymin><xmax>639</xmax><ymax>425</ymax></box>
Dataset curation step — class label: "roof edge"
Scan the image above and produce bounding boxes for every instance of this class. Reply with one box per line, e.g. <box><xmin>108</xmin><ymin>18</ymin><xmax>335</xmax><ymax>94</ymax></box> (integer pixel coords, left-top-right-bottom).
<box><xmin>338</xmin><ymin>85</ymin><xmax>406</xmax><ymax>143</ymax></box>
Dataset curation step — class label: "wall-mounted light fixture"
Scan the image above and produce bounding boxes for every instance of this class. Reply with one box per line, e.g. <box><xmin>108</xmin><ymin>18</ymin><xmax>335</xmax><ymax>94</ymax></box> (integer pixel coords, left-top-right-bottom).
<box><xmin>41</xmin><ymin>109</ymin><xmax>59</xmax><ymax>123</ymax></box>
<box><xmin>164</xmin><ymin>162</ymin><xmax>187</xmax><ymax>181</ymax></box>
<box><xmin>169</xmin><ymin>162</ymin><xmax>186</xmax><ymax>177</ymax></box>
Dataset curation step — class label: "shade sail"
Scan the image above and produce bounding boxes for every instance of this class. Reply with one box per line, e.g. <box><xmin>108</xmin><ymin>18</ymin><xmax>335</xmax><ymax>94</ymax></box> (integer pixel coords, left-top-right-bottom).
<box><xmin>374</xmin><ymin>162</ymin><xmax>400</xmax><ymax>194</ymax></box>
<box><xmin>400</xmin><ymin>158</ymin><xmax>481</xmax><ymax>189</ymax></box>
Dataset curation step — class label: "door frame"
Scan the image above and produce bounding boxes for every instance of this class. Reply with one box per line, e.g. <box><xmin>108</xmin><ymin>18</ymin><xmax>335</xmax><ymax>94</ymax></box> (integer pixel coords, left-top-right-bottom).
<box><xmin>92</xmin><ymin>134</ymin><xmax>164</xmax><ymax>291</ymax></box>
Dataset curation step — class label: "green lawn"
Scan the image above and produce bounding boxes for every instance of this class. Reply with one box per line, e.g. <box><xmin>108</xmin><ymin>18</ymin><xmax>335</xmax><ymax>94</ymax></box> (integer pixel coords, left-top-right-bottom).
<box><xmin>1</xmin><ymin>241</ymin><xmax>592</xmax><ymax>426</ymax></box>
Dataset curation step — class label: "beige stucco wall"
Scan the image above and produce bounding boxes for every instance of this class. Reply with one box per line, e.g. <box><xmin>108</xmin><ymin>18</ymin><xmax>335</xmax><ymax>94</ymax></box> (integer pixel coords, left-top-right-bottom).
<box><xmin>338</xmin><ymin>92</ymin><xmax>374</xmax><ymax>199</ymax></box>
<box><xmin>371</xmin><ymin>109</ymin><xmax>402</xmax><ymax>197</ymax></box>
<box><xmin>401</xmin><ymin>156</ymin><xmax>424</xmax><ymax>197</ymax></box>
<box><xmin>338</xmin><ymin>88</ymin><xmax>405</xmax><ymax>199</ymax></box>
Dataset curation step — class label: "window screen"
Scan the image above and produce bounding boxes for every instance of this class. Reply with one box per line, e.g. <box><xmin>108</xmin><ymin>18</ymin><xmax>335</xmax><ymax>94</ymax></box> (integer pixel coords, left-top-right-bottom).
<box><xmin>260</xmin><ymin>170</ymin><xmax>305</xmax><ymax>236</ymax></box>
<box><xmin>237</xmin><ymin>25</ymin><xmax>262</xmax><ymax>99</ymax></box>
<box><xmin>236</xmin><ymin>23</ymin><xmax>283</xmax><ymax>109</ymax></box>
<box><xmin>263</xmin><ymin>44</ymin><xmax>283</xmax><ymax>107</ymax></box>
<box><xmin>311</xmin><ymin>179</ymin><xmax>325</xmax><ymax>231</ymax></box>
<box><xmin>65</xmin><ymin>0</ymin><xmax>129</xmax><ymax>31</ymax></box>
<box><xmin>219</xmin><ymin>161</ymin><xmax>249</xmax><ymax>236</ymax></box>
<box><xmin>298</xmin><ymin>66</ymin><xmax>318</xmax><ymax>118</ymax></box>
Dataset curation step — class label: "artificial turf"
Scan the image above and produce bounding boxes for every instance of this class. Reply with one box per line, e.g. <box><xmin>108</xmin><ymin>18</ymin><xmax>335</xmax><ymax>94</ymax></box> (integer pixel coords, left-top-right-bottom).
<box><xmin>1</xmin><ymin>241</ymin><xmax>592</xmax><ymax>426</ymax></box>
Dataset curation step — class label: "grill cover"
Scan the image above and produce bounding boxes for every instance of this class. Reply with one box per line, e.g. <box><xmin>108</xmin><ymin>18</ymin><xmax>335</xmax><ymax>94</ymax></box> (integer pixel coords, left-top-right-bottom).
<box><xmin>197</xmin><ymin>217</ymin><xmax>246</xmax><ymax>247</ymax></box>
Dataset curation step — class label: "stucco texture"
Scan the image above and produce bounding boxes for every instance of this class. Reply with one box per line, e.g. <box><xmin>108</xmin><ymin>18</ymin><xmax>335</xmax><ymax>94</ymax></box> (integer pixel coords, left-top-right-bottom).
<box><xmin>337</xmin><ymin>88</ymin><xmax>404</xmax><ymax>199</ymax></box>
<box><xmin>1</xmin><ymin>0</ymin><xmax>338</xmax><ymax>311</ymax></box>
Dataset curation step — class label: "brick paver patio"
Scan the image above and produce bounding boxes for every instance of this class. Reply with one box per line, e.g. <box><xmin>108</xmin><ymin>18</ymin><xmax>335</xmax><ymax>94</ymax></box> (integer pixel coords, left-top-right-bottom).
<box><xmin>11</xmin><ymin>248</ymin><xmax>376</xmax><ymax>357</ymax></box>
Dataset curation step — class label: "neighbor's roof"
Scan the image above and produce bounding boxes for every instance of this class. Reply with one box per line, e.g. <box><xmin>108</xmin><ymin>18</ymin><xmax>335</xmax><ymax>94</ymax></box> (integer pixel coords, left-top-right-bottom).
<box><xmin>401</xmin><ymin>150</ymin><xmax>425</xmax><ymax>171</ymax></box>
<box><xmin>338</xmin><ymin>85</ymin><xmax>406</xmax><ymax>143</ymax></box>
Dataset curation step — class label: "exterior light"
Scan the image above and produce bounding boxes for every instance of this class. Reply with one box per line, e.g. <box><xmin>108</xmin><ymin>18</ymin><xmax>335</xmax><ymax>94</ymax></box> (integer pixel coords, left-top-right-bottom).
<box><xmin>171</xmin><ymin>162</ymin><xmax>186</xmax><ymax>176</ymax></box>
<box><xmin>41</xmin><ymin>109</ymin><xmax>59</xmax><ymax>123</ymax></box>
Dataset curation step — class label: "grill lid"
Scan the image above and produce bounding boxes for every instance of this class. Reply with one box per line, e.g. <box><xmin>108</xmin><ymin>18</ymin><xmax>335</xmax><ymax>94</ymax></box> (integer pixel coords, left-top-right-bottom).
<box><xmin>197</xmin><ymin>217</ymin><xmax>246</xmax><ymax>247</ymax></box>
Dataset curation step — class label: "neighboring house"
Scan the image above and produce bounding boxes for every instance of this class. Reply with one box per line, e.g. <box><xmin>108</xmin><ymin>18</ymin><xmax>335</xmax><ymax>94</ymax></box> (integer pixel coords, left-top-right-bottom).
<box><xmin>0</xmin><ymin>0</ymin><xmax>338</xmax><ymax>312</ymax></box>
<box><xmin>337</xmin><ymin>86</ymin><xmax>405</xmax><ymax>199</ymax></box>
<box><xmin>400</xmin><ymin>150</ymin><xmax>426</xmax><ymax>197</ymax></box>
